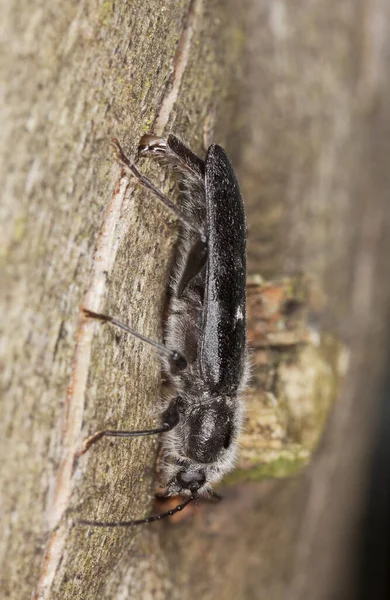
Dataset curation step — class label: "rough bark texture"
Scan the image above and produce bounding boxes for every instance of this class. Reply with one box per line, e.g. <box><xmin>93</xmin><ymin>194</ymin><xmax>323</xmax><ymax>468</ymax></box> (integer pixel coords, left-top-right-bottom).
<box><xmin>1</xmin><ymin>0</ymin><xmax>390</xmax><ymax>599</ymax></box>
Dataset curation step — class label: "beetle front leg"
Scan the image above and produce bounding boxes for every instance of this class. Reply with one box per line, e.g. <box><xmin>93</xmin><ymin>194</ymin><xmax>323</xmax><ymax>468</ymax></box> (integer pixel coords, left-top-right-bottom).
<box><xmin>77</xmin><ymin>395</ymin><xmax>182</xmax><ymax>457</ymax></box>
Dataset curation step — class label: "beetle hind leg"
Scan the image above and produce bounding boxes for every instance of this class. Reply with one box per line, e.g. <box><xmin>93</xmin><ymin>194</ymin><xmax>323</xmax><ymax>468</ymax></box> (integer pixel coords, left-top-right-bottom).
<box><xmin>111</xmin><ymin>138</ymin><xmax>202</xmax><ymax>237</ymax></box>
<box><xmin>138</xmin><ymin>133</ymin><xmax>205</xmax><ymax>181</ymax></box>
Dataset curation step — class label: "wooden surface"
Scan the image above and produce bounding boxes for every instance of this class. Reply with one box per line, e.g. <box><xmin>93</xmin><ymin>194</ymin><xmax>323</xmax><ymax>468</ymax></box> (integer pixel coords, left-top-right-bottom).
<box><xmin>1</xmin><ymin>0</ymin><xmax>390</xmax><ymax>598</ymax></box>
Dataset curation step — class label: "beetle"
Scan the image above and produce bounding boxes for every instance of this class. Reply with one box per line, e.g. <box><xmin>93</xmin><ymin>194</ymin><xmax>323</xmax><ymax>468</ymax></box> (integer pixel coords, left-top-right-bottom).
<box><xmin>80</xmin><ymin>132</ymin><xmax>248</xmax><ymax>526</ymax></box>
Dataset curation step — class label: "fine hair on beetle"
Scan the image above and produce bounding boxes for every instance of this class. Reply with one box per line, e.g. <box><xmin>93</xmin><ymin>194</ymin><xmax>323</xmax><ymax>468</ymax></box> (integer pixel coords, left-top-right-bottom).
<box><xmin>79</xmin><ymin>132</ymin><xmax>248</xmax><ymax>527</ymax></box>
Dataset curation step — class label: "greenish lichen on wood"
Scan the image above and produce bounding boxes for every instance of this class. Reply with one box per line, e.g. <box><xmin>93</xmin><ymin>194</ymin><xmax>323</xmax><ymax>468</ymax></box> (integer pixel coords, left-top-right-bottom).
<box><xmin>231</xmin><ymin>275</ymin><xmax>349</xmax><ymax>481</ymax></box>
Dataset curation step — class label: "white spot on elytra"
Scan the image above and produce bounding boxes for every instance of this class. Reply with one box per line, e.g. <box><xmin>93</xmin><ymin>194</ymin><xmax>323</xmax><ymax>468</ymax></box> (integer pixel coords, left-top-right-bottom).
<box><xmin>235</xmin><ymin>306</ymin><xmax>244</xmax><ymax>321</ymax></box>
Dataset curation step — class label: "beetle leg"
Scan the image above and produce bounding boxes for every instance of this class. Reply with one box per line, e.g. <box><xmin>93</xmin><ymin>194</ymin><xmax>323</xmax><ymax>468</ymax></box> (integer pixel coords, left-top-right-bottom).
<box><xmin>83</xmin><ymin>309</ymin><xmax>188</xmax><ymax>372</ymax></box>
<box><xmin>176</xmin><ymin>236</ymin><xmax>208</xmax><ymax>297</ymax></box>
<box><xmin>111</xmin><ymin>138</ymin><xmax>203</xmax><ymax>237</ymax></box>
<box><xmin>137</xmin><ymin>134</ymin><xmax>209</xmax><ymax>295</ymax></box>
<box><xmin>139</xmin><ymin>134</ymin><xmax>205</xmax><ymax>180</ymax></box>
<box><xmin>77</xmin><ymin>395</ymin><xmax>182</xmax><ymax>456</ymax></box>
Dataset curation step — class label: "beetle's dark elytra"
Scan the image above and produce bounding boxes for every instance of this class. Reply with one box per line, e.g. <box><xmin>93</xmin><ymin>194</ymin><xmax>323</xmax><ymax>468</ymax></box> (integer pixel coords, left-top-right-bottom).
<box><xmin>202</xmin><ymin>144</ymin><xmax>246</xmax><ymax>396</ymax></box>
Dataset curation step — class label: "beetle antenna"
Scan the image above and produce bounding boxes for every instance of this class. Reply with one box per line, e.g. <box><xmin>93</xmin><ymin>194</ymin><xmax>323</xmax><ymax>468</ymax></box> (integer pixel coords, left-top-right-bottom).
<box><xmin>78</xmin><ymin>494</ymin><xmax>196</xmax><ymax>527</ymax></box>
